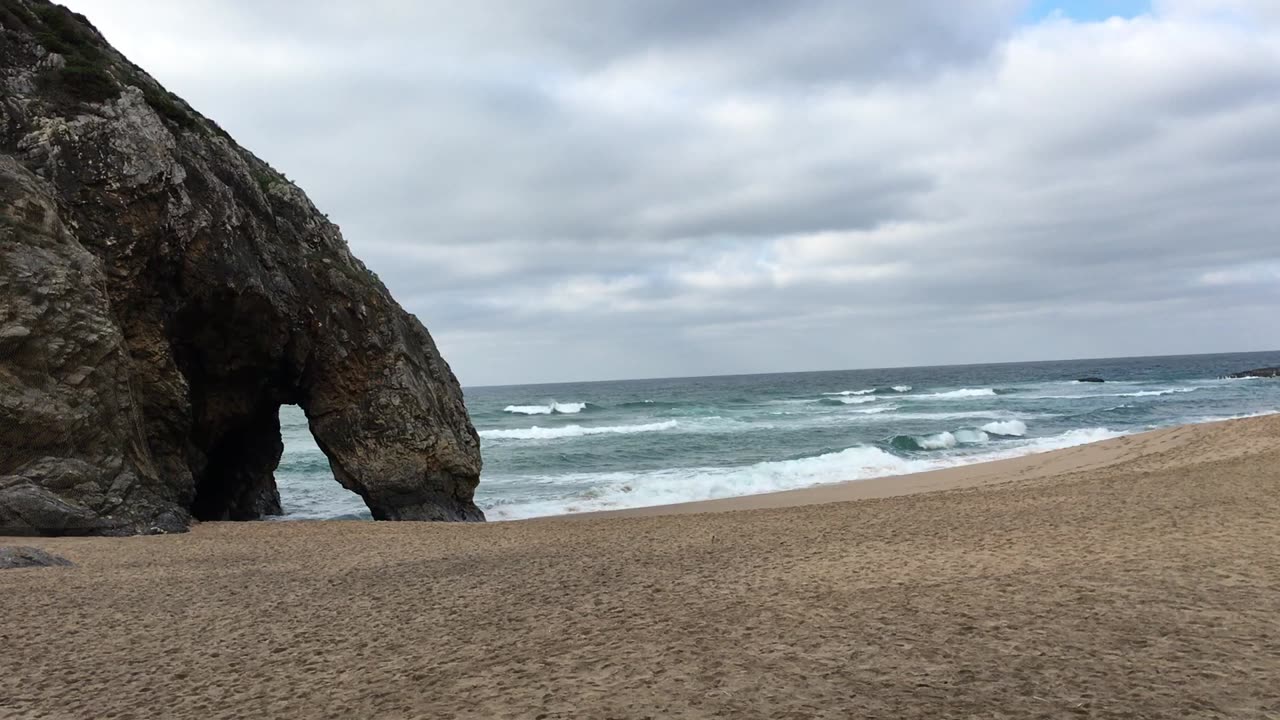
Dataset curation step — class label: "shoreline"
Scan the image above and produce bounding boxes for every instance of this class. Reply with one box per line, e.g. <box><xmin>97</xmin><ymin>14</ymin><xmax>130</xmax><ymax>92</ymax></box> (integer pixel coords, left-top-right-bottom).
<box><xmin>558</xmin><ymin>414</ymin><xmax>1270</xmax><ymax>520</ymax></box>
<box><xmin>4</xmin><ymin>414</ymin><xmax>1279</xmax><ymax>717</ymax></box>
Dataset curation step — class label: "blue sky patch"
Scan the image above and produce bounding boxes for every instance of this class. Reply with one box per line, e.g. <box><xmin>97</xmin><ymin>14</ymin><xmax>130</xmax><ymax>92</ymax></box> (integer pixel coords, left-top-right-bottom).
<box><xmin>1023</xmin><ymin>0</ymin><xmax>1152</xmax><ymax>23</ymax></box>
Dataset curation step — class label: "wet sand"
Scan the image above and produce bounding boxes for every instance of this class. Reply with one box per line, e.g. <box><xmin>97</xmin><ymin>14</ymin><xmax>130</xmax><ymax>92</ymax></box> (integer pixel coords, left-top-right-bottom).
<box><xmin>3</xmin><ymin>415</ymin><xmax>1279</xmax><ymax>718</ymax></box>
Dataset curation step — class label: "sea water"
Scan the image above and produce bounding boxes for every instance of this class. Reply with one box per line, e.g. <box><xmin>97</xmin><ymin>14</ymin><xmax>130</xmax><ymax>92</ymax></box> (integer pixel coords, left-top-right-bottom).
<box><xmin>276</xmin><ymin>351</ymin><xmax>1280</xmax><ymax>521</ymax></box>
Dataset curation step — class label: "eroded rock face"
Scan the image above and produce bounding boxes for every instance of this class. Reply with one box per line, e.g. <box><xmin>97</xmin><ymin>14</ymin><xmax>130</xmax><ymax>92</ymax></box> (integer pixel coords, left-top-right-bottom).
<box><xmin>0</xmin><ymin>1</ymin><xmax>484</xmax><ymax>535</ymax></box>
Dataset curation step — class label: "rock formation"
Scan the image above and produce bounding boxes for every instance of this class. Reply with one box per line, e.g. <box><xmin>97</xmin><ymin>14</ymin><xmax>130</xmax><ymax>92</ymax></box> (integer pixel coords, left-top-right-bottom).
<box><xmin>1226</xmin><ymin>367</ymin><xmax>1280</xmax><ymax>379</ymax></box>
<box><xmin>0</xmin><ymin>546</ymin><xmax>72</xmax><ymax>569</ymax></box>
<box><xmin>0</xmin><ymin>1</ymin><xmax>484</xmax><ymax>535</ymax></box>
<box><xmin>1076</xmin><ymin>377</ymin><xmax>1105</xmax><ymax>383</ymax></box>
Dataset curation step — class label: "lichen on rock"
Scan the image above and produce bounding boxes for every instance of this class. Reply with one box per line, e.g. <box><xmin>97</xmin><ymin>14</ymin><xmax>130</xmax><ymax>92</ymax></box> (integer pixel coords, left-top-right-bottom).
<box><xmin>0</xmin><ymin>0</ymin><xmax>484</xmax><ymax>535</ymax></box>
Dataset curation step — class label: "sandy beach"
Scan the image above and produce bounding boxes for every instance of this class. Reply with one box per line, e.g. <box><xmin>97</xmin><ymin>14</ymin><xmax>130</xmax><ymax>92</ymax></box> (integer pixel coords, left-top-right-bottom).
<box><xmin>3</xmin><ymin>414</ymin><xmax>1279</xmax><ymax>719</ymax></box>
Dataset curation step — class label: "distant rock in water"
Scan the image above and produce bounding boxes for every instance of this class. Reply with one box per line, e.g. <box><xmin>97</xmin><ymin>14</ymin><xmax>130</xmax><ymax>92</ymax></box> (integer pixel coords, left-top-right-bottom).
<box><xmin>1226</xmin><ymin>367</ymin><xmax>1280</xmax><ymax>379</ymax></box>
<box><xmin>1076</xmin><ymin>377</ymin><xmax>1106</xmax><ymax>383</ymax></box>
<box><xmin>0</xmin><ymin>546</ymin><xmax>72</xmax><ymax>569</ymax></box>
<box><xmin>0</xmin><ymin>2</ymin><xmax>483</xmax><ymax>535</ymax></box>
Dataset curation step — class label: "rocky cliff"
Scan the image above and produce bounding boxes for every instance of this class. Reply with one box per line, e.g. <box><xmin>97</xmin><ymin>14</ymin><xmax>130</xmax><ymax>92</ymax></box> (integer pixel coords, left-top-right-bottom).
<box><xmin>0</xmin><ymin>1</ymin><xmax>485</xmax><ymax>534</ymax></box>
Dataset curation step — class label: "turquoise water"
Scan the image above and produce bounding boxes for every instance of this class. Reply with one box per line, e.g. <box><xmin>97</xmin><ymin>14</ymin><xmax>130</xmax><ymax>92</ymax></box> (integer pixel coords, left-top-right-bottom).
<box><xmin>277</xmin><ymin>351</ymin><xmax>1280</xmax><ymax>520</ymax></box>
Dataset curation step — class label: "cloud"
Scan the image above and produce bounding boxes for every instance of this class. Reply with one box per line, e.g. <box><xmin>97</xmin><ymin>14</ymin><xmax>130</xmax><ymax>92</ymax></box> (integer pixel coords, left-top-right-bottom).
<box><xmin>61</xmin><ymin>0</ymin><xmax>1280</xmax><ymax>384</ymax></box>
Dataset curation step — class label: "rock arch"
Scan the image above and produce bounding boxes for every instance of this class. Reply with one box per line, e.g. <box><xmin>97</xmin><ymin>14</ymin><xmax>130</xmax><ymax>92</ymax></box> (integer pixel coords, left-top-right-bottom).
<box><xmin>0</xmin><ymin>3</ymin><xmax>483</xmax><ymax>534</ymax></box>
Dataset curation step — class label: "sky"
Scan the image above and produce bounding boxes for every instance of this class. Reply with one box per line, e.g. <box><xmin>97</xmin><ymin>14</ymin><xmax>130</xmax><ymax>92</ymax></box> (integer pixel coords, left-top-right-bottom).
<box><xmin>60</xmin><ymin>0</ymin><xmax>1280</xmax><ymax>386</ymax></box>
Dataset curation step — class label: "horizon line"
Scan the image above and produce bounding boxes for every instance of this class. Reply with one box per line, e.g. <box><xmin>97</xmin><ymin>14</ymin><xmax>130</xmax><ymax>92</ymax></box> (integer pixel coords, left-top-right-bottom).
<box><xmin>463</xmin><ymin>347</ymin><xmax>1280</xmax><ymax>390</ymax></box>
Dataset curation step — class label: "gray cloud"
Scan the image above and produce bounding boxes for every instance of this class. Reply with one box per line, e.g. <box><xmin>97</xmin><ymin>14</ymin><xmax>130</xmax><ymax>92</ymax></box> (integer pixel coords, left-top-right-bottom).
<box><xmin>62</xmin><ymin>0</ymin><xmax>1280</xmax><ymax>384</ymax></box>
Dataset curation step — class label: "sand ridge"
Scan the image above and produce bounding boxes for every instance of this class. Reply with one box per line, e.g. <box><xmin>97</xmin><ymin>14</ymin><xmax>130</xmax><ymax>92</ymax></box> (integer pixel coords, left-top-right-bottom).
<box><xmin>2</xmin><ymin>415</ymin><xmax>1279</xmax><ymax>718</ymax></box>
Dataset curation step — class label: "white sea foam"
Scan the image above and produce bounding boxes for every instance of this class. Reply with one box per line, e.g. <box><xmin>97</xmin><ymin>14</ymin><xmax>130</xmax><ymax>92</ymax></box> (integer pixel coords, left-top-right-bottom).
<box><xmin>503</xmin><ymin>401</ymin><xmax>588</xmax><ymax>415</ymax></box>
<box><xmin>910</xmin><ymin>428</ymin><xmax>989</xmax><ymax>448</ymax></box>
<box><xmin>980</xmin><ymin>419</ymin><xmax>1028</xmax><ymax>436</ymax></box>
<box><xmin>917</xmin><ymin>388</ymin><xmax>998</xmax><ymax>399</ymax></box>
<box><xmin>851</xmin><ymin>406</ymin><xmax>897</xmax><ymax>415</ymax></box>
<box><xmin>480</xmin><ymin>420</ymin><xmax>678</xmax><ymax>441</ymax></box>
<box><xmin>481</xmin><ymin>426</ymin><xmax>1128</xmax><ymax>520</ymax></box>
<box><xmin>953</xmin><ymin>429</ymin><xmax>990</xmax><ymax>444</ymax></box>
<box><xmin>1115</xmin><ymin>388</ymin><xmax>1198</xmax><ymax>397</ymax></box>
<box><xmin>884</xmin><ymin>411</ymin><xmax>1061</xmax><ymax>422</ymax></box>
<box><xmin>1180</xmin><ymin>409</ymin><xmax>1280</xmax><ymax>424</ymax></box>
<box><xmin>822</xmin><ymin>385</ymin><xmax>911</xmax><ymax>396</ymax></box>
<box><xmin>837</xmin><ymin>396</ymin><xmax>878</xmax><ymax>404</ymax></box>
<box><xmin>903</xmin><ymin>426</ymin><xmax>1001</xmax><ymax>450</ymax></box>
<box><xmin>1027</xmin><ymin>387</ymin><xmax>1199</xmax><ymax>400</ymax></box>
<box><xmin>483</xmin><ymin>445</ymin><xmax>934</xmax><ymax>519</ymax></box>
<box><xmin>917</xmin><ymin>431</ymin><xmax>958</xmax><ymax>449</ymax></box>
<box><xmin>1020</xmin><ymin>427</ymin><xmax>1124</xmax><ymax>449</ymax></box>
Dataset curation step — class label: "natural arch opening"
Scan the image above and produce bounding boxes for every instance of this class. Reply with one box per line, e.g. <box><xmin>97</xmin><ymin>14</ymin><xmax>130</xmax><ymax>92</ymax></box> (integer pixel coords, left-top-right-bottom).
<box><xmin>274</xmin><ymin>404</ymin><xmax>371</xmax><ymax>520</ymax></box>
<box><xmin>168</xmin><ymin>280</ymin><xmax>485</xmax><ymax>525</ymax></box>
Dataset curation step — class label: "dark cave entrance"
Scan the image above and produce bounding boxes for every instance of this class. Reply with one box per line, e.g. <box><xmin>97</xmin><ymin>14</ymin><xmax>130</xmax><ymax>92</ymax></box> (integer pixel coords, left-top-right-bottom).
<box><xmin>189</xmin><ymin>401</ymin><xmax>286</xmax><ymax>521</ymax></box>
<box><xmin>189</xmin><ymin>404</ymin><xmax>368</xmax><ymax>521</ymax></box>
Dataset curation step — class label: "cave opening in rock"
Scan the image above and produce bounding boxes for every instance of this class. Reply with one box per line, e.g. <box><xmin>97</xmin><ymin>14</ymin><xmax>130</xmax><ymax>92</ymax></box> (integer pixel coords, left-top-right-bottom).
<box><xmin>273</xmin><ymin>404</ymin><xmax>371</xmax><ymax>520</ymax></box>
<box><xmin>189</xmin><ymin>420</ymin><xmax>278</xmax><ymax>521</ymax></box>
<box><xmin>188</xmin><ymin>397</ymin><xmax>286</xmax><ymax>522</ymax></box>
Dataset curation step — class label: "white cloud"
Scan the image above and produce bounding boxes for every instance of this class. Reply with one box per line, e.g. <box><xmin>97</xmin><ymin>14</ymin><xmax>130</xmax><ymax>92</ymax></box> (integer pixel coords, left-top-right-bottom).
<box><xmin>61</xmin><ymin>0</ymin><xmax>1280</xmax><ymax>384</ymax></box>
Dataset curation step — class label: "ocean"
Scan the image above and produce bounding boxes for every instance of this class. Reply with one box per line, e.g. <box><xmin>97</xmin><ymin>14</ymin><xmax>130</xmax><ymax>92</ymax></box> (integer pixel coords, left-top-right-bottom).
<box><xmin>276</xmin><ymin>351</ymin><xmax>1280</xmax><ymax>521</ymax></box>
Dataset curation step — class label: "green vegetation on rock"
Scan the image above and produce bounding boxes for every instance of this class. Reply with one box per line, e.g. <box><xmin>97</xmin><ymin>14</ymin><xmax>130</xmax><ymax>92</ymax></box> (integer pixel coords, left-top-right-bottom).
<box><xmin>143</xmin><ymin>86</ymin><xmax>198</xmax><ymax>130</ymax></box>
<box><xmin>2</xmin><ymin>2</ymin><xmax>200</xmax><ymax>129</ymax></box>
<box><xmin>27</xmin><ymin>3</ymin><xmax>119</xmax><ymax>104</ymax></box>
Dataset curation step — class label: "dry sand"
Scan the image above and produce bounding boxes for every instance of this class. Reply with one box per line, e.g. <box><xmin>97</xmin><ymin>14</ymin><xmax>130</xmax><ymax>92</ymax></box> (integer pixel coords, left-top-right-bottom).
<box><xmin>3</xmin><ymin>415</ymin><xmax>1279</xmax><ymax>719</ymax></box>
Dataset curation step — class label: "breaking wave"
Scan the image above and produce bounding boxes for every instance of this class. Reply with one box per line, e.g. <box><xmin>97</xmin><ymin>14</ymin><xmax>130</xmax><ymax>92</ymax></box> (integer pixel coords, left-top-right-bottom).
<box><xmin>503</xmin><ymin>401</ymin><xmax>590</xmax><ymax>415</ymax></box>
<box><xmin>916</xmin><ymin>388</ymin><xmax>998</xmax><ymax>399</ymax></box>
<box><xmin>824</xmin><ymin>385</ymin><xmax>914</xmax><ymax>396</ymax></box>
<box><xmin>485</xmin><ymin>445</ymin><xmax>933</xmax><ymax>519</ymax></box>
<box><xmin>480</xmin><ymin>420</ymin><xmax>678</xmax><ymax>441</ymax></box>
<box><xmin>484</xmin><ymin>426</ymin><xmax>1128</xmax><ymax>519</ymax></box>
<box><xmin>1115</xmin><ymin>388</ymin><xmax>1199</xmax><ymax>397</ymax></box>
<box><xmin>981</xmin><ymin>419</ymin><xmax>1028</xmax><ymax>436</ymax></box>
<box><xmin>818</xmin><ymin>396</ymin><xmax>879</xmax><ymax>406</ymax></box>
<box><xmin>953</xmin><ymin>428</ymin><xmax>990</xmax><ymax>444</ymax></box>
<box><xmin>880</xmin><ymin>411</ymin><xmax>1061</xmax><ymax>422</ymax></box>
<box><xmin>891</xmin><ymin>429</ymin><xmax>990</xmax><ymax>451</ymax></box>
<box><xmin>1026</xmin><ymin>387</ymin><xmax>1200</xmax><ymax>400</ymax></box>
